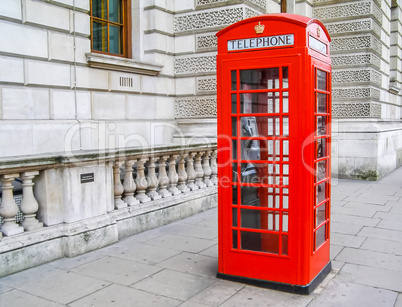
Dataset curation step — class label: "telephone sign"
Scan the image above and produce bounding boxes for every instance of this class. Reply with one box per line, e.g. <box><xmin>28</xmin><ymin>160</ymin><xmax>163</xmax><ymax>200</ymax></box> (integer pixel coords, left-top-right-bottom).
<box><xmin>216</xmin><ymin>13</ymin><xmax>332</xmax><ymax>294</ymax></box>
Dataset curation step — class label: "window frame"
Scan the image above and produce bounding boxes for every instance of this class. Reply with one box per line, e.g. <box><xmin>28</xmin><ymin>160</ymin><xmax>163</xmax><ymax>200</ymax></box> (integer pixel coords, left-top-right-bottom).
<box><xmin>90</xmin><ymin>0</ymin><xmax>132</xmax><ymax>58</ymax></box>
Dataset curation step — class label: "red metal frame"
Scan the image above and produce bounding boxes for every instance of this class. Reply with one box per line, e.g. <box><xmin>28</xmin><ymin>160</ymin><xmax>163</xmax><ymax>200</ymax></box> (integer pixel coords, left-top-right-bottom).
<box><xmin>216</xmin><ymin>14</ymin><xmax>332</xmax><ymax>293</ymax></box>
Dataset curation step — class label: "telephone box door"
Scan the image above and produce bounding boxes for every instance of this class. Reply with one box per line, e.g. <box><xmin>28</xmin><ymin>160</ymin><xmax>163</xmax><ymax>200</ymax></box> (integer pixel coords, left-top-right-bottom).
<box><xmin>219</xmin><ymin>55</ymin><xmax>303</xmax><ymax>284</ymax></box>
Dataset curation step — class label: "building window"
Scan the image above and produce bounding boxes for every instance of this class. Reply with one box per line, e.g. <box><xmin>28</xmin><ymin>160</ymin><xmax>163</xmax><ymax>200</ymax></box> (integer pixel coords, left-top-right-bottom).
<box><xmin>281</xmin><ymin>0</ymin><xmax>287</xmax><ymax>13</ymax></box>
<box><xmin>90</xmin><ymin>0</ymin><xmax>131</xmax><ymax>57</ymax></box>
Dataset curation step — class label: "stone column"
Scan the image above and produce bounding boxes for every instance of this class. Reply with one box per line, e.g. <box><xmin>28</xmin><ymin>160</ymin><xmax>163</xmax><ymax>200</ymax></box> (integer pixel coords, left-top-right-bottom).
<box><xmin>123</xmin><ymin>159</ymin><xmax>140</xmax><ymax>206</ymax></box>
<box><xmin>135</xmin><ymin>158</ymin><xmax>151</xmax><ymax>203</ymax></box>
<box><xmin>0</xmin><ymin>174</ymin><xmax>24</xmax><ymax>236</ymax></box>
<box><xmin>113</xmin><ymin>161</ymin><xmax>127</xmax><ymax>209</ymax></box>
<box><xmin>195</xmin><ymin>151</ymin><xmax>206</xmax><ymax>189</ymax></box>
<box><xmin>20</xmin><ymin>171</ymin><xmax>43</xmax><ymax>231</ymax></box>
<box><xmin>210</xmin><ymin>150</ymin><xmax>218</xmax><ymax>185</ymax></box>
<box><xmin>146</xmin><ymin>157</ymin><xmax>161</xmax><ymax>200</ymax></box>
<box><xmin>168</xmin><ymin>154</ymin><xmax>181</xmax><ymax>196</ymax></box>
<box><xmin>186</xmin><ymin>152</ymin><xmax>198</xmax><ymax>191</ymax></box>
<box><xmin>202</xmin><ymin>150</ymin><xmax>213</xmax><ymax>187</ymax></box>
<box><xmin>158</xmin><ymin>155</ymin><xmax>172</xmax><ymax>198</ymax></box>
<box><xmin>177</xmin><ymin>153</ymin><xmax>189</xmax><ymax>193</ymax></box>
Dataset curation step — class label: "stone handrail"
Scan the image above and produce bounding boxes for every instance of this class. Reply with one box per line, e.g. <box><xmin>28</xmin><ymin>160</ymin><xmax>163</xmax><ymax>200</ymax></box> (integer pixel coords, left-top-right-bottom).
<box><xmin>0</xmin><ymin>143</ymin><xmax>218</xmax><ymax>241</ymax></box>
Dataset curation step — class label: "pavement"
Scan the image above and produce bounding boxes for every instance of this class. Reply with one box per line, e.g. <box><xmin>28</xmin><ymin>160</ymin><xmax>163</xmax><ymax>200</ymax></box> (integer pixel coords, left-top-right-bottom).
<box><xmin>0</xmin><ymin>167</ymin><xmax>402</xmax><ymax>306</ymax></box>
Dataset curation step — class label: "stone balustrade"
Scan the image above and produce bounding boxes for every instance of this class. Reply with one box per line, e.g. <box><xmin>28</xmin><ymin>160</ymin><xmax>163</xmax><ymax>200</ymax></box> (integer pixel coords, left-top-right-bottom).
<box><xmin>0</xmin><ymin>143</ymin><xmax>218</xmax><ymax>240</ymax></box>
<box><xmin>0</xmin><ymin>143</ymin><xmax>218</xmax><ymax>276</ymax></box>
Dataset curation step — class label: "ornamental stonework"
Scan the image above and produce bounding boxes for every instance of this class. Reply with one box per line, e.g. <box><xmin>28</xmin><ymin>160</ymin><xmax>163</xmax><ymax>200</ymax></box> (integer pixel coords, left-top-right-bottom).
<box><xmin>174</xmin><ymin>55</ymin><xmax>216</xmax><ymax>75</ymax></box>
<box><xmin>332</xmin><ymin>69</ymin><xmax>381</xmax><ymax>86</ymax></box>
<box><xmin>196</xmin><ymin>34</ymin><xmax>218</xmax><ymax>51</ymax></box>
<box><xmin>196</xmin><ymin>0</ymin><xmax>266</xmax><ymax>11</ymax></box>
<box><xmin>175</xmin><ymin>98</ymin><xmax>217</xmax><ymax>118</ymax></box>
<box><xmin>332</xmin><ymin>102</ymin><xmax>381</xmax><ymax>118</ymax></box>
<box><xmin>245</xmin><ymin>8</ymin><xmax>260</xmax><ymax>19</ymax></box>
<box><xmin>331</xmin><ymin>54</ymin><xmax>381</xmax><ymax>68</ymax></box>
<box><xmin>197</xmin><ymin>77</ymin><xmax>217</xmax><ymax>92</ymax></box>
<box><xmin>324</xmin><ymin>19</ymin><xmax>380</xmax><ymax>37</ymax></box>
<box><xmin>330</xmin><ymin>35</ymin><xmax>381</xmax><ymax>54</ymax></box>
<box><xmin>332</xmin><ymin>88</ymin><xmax>380</xmax><ymax>100</ymax></box>
<box><xmin>174</xmin><ymin>7</ymin><xmax>243</xmax><ymax>33</ymax></box>
<box><xmin>314</xmin><ymin>2</ymin><xmax>372</xmax><ymax>20</ymax></box>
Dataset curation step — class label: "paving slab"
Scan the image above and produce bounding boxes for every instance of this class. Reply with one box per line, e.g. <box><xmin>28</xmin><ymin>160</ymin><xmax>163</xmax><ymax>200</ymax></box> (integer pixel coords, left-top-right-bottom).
<box><xmin>338</xmin><ymin>263</ymin><xmax>402</xmax><ymax>292</ymax></box>
<box><xmin>331</xmin><ymin>202</ymin><xmax>392</xmax><ymax>218</ymax></box>
<box><xmin>373</xmin><ymin>211</ymin><xmax>402</xmax><ymax>221</ymax></box>
<box><xmin>199</xmin><ymin>244</ymin><xmax>218</xmax><ymax>258</ymax></box>
<box><xmin>0</xmin><ymin>266</ymin><xmax>110</xmax><ymax>304</ymax></box>
<box><xmin>331</xmin><ymin>213</ymin><xmax>380</xmax><ymax>227</ymax></box>
<box><xmin>377</xmin><ymin>219</ymin><xmax>402</xmax><ymax>231</ymax></box>
<box><xmin>330</xmin><ymin>233</ymin><xmax>366</xmax><ymax>248</ymax></box>
<box><xmin>164</xmin><ymin>222</ymin><xmax>217</xmax><ymax>240</ymax></box>
<box><xmin>358</xmin><ymin>226</ymin><xmax>402</xmax><ymax>242</ymax></box>
<box><xmin>330</xmin><ymin>221</ymin><xmax>363</xmax><ymax>235</ymax></box>
<box><xmin>0</xmin><ymin>283</ymin><xmax>12</xmax><ymax>295</ymax></box>
<box><xmin>0</xmin><ymin>289</ymin><xmax>64</xmax><ymax>307</ymax></box>
<box><xmin>70</xmin><ymin>256</ymin><xmax>163</xmax><ymax>286</ymax></box>
<box><xmin>219</xmin><ymin>285</ymin><xmax>313</xmax><ymax>307</ymax></box>
<box><xmin>189</xmin><ymin>280</ymin><xmax>244</xmax><ymax>307</ymax></box>
<box><xmin>396</xmin><ymin>294</ymin><xmax>402</xmax><ymax>307</ymax></box>
<box><xmin>68</xmin><ymin>284</ymin><xmax>181</xmax><ymax>307</ymax></box>
<box><xmin>360</xmin><ymin>237</ymin><xmax>402</xmax><ymax>256</ymax></box>
<box><xmin>157</xmin><ymin>251</ymin><xmax>218</xmax><ymax>278</ymax></box>
<box><xmin>132</xmin><ymin>269</ymin><xmax>216</xmax><ymax>301</ymax></box>
<box><xmin>335</xmin><ymin>247</ymin><xmax>402</xmax><ymax>272</ymax></box>
<box><xmin>308</xmin><ymin>278</ymin><xmax>398</xmax><ymax>307</ymax></box>
<box><xmin>100</xmin><ymin>240</ymin><xmax>181</xmax><ymax>265</ymax></box>
<box><xmin>146</xmin><ymin>233</ymin><xmax>216</xmax><ymax>253</ymax></box>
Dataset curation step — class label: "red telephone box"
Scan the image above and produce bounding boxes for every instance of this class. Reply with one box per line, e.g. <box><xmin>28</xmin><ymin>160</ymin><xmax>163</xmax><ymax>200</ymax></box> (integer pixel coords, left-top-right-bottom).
<box><xmin>216</xmin><ymin>14</ymin><xmax>332</xmax><ymax>294</ymax></box>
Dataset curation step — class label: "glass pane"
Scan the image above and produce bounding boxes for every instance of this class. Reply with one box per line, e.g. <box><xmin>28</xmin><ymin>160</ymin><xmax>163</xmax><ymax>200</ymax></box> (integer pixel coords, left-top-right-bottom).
<box><xmin>282</xmin><ymin>67</ymin><xmax>289</xmax><ymax>88</ymax></box>
<box><xmin>268</xmin><ymin>188</ymin><xmax>280</xmax><ymax>208</ymax></box>
<box><xmin>283</xmin><ymin>140</ymin><xmax>289</xmax><ymax>161</ymax></box>
<box><xmin>282</xmin><ymin>195</ymin><xmax>288</xmax><ymax>209</ymax></box>
<box><xmin>240</xmin><ymin>186</ymin><xmax>261</xmax><ymax>206</ymax></box>
<box><xmin>316</xmin><ymin>182</ymin><xmax>326</xmax><ymax>203</ymax></box>
<box><xmin>317</xmin><ymin>116</ymin><xmax>327</xmax><ymax>136</ymax></box>
<box><xmin>240</xmin><ymin>93</ymin><xmax>280</xmax><ymax>114</ymax></box>
<box><xmin>241</xmin><ymin>209</ymin><xmax>261</xmax><ymax>229</ymax></box>
<box><xmin>241</xmin><ymin>231</ymin><xmax>279</xmax><ymax>254</ymax></box>
<box><xmin>231</xmin><ymin>117</ymin><xmax>237</xmax><ymax>136</ymax></box>
<box><xmin>92</xmin><ymin>0</ymin><xmax>107</xmax><ymax>19</ymax></box>
<box><xmin>232</xmin><ymin>230</ymin><xmax>238</xmax><ymax>249</ymax></box>
<box><xmin>232</xmin><ymin>140</ymin><xmax>237</xmax><ymax>160</ymax></box>
<box><xmin>316</xmin><ymin>138</ymin><xmax>326</xmax><ymax>158</ymax></box>
<box><xmin>282</xmin><ymin>213</ymin><xmax>288</xmax><ymax>232</ymax></box>
<box><xmin>232</xmin><ymin>163</ymin><xmax>237</xmax><ymax>183</ymax></box>
<box><xmin>316</xmin><ymin>160</ymin><xmax>327</xmax><ymax>182</ymax></box>
<box><xmin>283</xmin><ymin>91</ymin><xmax>289</xmax><ymax>113</ymax></box>
<box><xmin>283</xmin><ymin>117</ymin><xmax>289</xmax><ymax>136</ymax></box>
<box><xmin>316</xmin><ymin>203</ymin><xmax>326</xmax><ymax>227</ymax></box>
<box><xmin>109</xmin><ymin>25</ymin><xmax>122</xmax><ymax>54</ymax></box>
<box><xmin>317</xmin><ymin>69</ymin><xmax>327</xmax><ymax>91</ymax></box>
<box><xmin>231</xmin><ymin>70</ymin><xmax>237</xmax><ymax>91</ymax></box>
<box><xmin>282</xmin><ymin>235</ymin><xmax>288</xmax><ymax>255</ymax></box>
<box><xmin>92</xmin><ymin>21</ymin><xmax>108</xmax><ymax>52</ymax></box>
<box><xmin>317</xmin><ymin>93</ymin><xmax>327</xmax><ymax>113</ymax></box>
<box><xmin>232</xmin><ymin>208</ymin><xmax>238</xmax><ymax>226</ymax></box>
<box><xmin>231</xmin><ymin>94</ymin><xmax>237</xmax><ymax>114</ymax></box>
<box><xmin>109</xmin><ymin>0</ymin><xmax>122</xmax><ymax>23</ymax></box>
<box><xmin>240</xmin><ymin>67</ymin><xmax>280</xmax><ymax>90</ymax></box>
<box><xmin>240</xmin><ymin>163</ymin><xmax>268</xmax><ymax>184</ymax></box>
<box><xmin>232</xmin><ymin>185</ymin><xmax>237</xmax><ymax>204</ymax></box>
<box><xmin>316</xmin><ymin>224</ymin><xmax>326</xmax><ymax>249</ymax></box>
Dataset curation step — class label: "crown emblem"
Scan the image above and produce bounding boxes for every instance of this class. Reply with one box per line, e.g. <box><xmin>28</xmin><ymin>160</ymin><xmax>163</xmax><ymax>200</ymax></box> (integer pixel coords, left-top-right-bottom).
<box><xmin>317</xmin><ymin>27</ymin><xmax>321</xmax><ymax>37</ymax></box>
<box><xmin>254</xmin><ymin>22</ymin><xmax>265</xmax><ymax>34</ymax></box>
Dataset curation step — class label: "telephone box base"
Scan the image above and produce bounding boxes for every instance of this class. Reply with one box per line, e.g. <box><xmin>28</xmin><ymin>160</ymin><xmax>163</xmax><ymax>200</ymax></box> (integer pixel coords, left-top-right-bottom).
<box><xmin>217</xmin><ymin>261</ymin><xmax>331</xmax><ymax>295</ymax></box>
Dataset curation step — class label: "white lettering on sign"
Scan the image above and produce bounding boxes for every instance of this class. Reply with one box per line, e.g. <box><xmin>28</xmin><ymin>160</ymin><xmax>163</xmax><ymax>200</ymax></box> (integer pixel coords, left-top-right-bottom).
<box><xmin>309</xmin><ymin>36</ymin><xmax>327</xmax><ymax>54</ymax></box>
<box><xmin>228</xmin><ymin>34</ymin><xmax>294</xmax><ymax>51</ymax></box>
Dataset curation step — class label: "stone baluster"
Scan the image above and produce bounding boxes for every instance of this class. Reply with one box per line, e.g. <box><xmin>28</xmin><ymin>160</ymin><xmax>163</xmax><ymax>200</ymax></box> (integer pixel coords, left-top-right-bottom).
<box><xmin>146</xmin><ymin>157</ymin><xmax>161</xmax><ymax>200</ymax></box>
<box><xmin>186</xmin><ymin>152</ymin><xmax>198</xmax><ymax>191</ymax></box>
<box><xmin>167</xmin><ymin>154</ymin><xmax>181</xmax><ymax>196</ymax></box>
<box><xmin>202</xmin><ymin>150</ymin><xmax>214</xmax><ymax>187</ymax></box>
<box><xmin>135</xmin><ymin>158</ymin><xmax>151</xmax><ymax>203</ymax></box>
<box><xmin>158</xmin><ymin>155</ymin><xmax>172</xmax><ymax>198</ymax></box>
<box><xmin>113</xmin><ymin>161</ymin><xmax>127</xmax><ymax>209</ymax></box>
<box><xmin>0</xmin><ymin>174</ymin><xmax>24</xmax><ymax>236</ymax></box>
<box><xmin>177</xmin><ymin>153</ymin><xmax>189</xmax><ymax>193</ymax></box>
<box><xmin>20</xmin><ymin>171</ymin><xmax>43</xmax><ymax>231</ymax></box>
<box><xmin>195</xmin><ymin>151</ymin><xmax>206</xmax><ymax>189</ymax></box>
<box><xmin>123</xmin><ymin>159</ymin><xmax>140</xmax><ymax>206</ymax></box>
<box><xmin>210</xmin><ymin>150</ymin><xmax>218</xmax><ymax>185</ymax></box>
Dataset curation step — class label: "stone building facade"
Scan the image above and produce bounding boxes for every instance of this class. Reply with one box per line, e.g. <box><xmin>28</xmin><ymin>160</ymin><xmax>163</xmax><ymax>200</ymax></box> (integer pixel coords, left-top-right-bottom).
<box><xmin>0</xmin><ymin>0</ymin><xmax>401</xmax><ymax>275</ymax></box>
